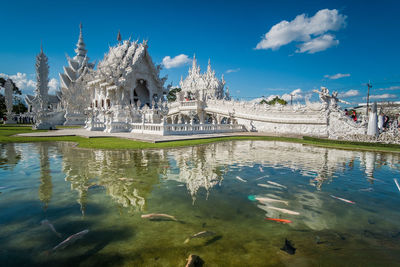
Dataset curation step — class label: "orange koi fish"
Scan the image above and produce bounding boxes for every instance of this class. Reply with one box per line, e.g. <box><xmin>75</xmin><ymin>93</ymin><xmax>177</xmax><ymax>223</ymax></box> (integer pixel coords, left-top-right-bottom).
<box><xmin>265</xmin><ymin>218</ymin><xmax>292</xmax><ymax>223</ymax></box>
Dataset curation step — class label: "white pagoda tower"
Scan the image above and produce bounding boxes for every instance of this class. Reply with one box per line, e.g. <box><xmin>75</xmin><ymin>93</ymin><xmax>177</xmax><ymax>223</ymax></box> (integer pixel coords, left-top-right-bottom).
<box><xmin>60</xmin><ymin>23</ymin><xmax>95</xmax><ymax>125</ymax></box>
<box><xmin>179</xmin><ymin>55</ymin><xmax>226</xmax><ymax>100</ymax></box>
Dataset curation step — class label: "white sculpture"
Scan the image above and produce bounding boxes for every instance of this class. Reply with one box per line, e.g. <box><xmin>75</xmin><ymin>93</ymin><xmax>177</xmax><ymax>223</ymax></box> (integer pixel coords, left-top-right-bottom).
<box><xmin>367</xmin><ymin>102</ymin><xmax>379</xmax><ymax>136</ymax></box>
<box><xmin>3</xmin><ymin>79</ymin><xmax>16</xmax><ymax>124</ymax></box>
<box><xmin>60</xmin><ymin>23</ymin><xmax>95</xmax><ymax>125</ymax></box>
<box><xmin>32</xmin><ymin>45</ymin><xmax>57</xmax><ymax>130</ymax></box>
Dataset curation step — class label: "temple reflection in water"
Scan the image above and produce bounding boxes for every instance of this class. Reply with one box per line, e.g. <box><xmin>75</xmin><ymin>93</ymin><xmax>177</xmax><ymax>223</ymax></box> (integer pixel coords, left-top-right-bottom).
<box><xmin>6</xmin><ymin>140</ymin><xmax>399</xmax><ymax>216</ymax></box>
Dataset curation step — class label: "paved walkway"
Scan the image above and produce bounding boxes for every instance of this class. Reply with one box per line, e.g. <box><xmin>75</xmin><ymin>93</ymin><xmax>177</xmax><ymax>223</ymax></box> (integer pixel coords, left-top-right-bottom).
<box><xmin>16</xmin><ymin>128</ymin><xmax>304</xmax><ymax>143</ymax></box>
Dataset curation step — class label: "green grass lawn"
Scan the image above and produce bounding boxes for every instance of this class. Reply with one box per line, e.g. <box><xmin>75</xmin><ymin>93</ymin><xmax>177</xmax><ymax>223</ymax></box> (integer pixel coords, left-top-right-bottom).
<box><xmin>0</xmin><ymin>125</ymin><xmax>399</xmax><ymax>153</ymax></box>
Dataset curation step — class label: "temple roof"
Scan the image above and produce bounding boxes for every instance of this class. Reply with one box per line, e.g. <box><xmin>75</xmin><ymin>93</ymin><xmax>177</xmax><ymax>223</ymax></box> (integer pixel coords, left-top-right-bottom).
<box><xmin>96</xmin><ymin>39</ymin><xmax>166</xmax><ymax>91</ymax></box>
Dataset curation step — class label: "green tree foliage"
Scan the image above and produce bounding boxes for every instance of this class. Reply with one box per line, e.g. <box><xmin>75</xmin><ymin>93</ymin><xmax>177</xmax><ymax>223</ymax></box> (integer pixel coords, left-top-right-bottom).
<box><xmin>167</xmin><ymin>87</ymin><xmax>182</xmax><ymax>102</ymax></box>
<box><xmin>260</xmin><ymin>96</ymin><xmax>287</xmax><ymax>106</ymax></box>
<box><xmin>0</xmin><ymin>77</ymin><xmax>27</xmax><ymax>117</ymax></box>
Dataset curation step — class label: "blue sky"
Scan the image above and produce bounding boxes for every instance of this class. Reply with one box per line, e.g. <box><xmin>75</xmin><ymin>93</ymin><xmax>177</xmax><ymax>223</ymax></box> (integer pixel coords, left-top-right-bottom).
<box><xmin>1</xmin><ymin>0</ymin><xmax>400</xmax><ymax>105</ymax></box>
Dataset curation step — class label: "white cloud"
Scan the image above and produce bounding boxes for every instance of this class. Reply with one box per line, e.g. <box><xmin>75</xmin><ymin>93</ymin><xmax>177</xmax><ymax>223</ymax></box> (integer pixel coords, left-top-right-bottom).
<box><xmin>296</xmin><ymin>34</ymin><xmax>339</xmax><ymax>54</ymax></box>
<box><xmin>255</xmin><ymin>9</ymin><xmax>346</xmax><ymax>53</ymax></box>
<box><xmin>162</xmin><ymin>54</ymin><xmax>192</xmax><ymax>69</ymax></box>
<box><xmin>324</xmin><ymin>73</ymin><xmax>350</xmax><ymax>80</ymax></box>
<box><xmin>226</xmin><ymin>68</ymin><xmax>240</xmax><ymax>74</ymax></box>
<box><xmin>378</xmin><ymin>86</ymin><xmax>400</xmax><ymax>91</ymax></box>
<box><xmin>366</xmin><ymin>94</ymin><xmax>397</xmax><ymax>100</ymax></box>
<box><xmin>339</xmin><ymin>89</ymin><xmax>359</xmax><ymax>97</ymax></box>
<box><xmin>48</xmin><ymin>78</ymin><xmax>59</xmax><ymax>93</ymax></box>
<box><xmin>0</xmin><ymin>72</ymin><xmax>36</xmax><ymax>91</ymax></box>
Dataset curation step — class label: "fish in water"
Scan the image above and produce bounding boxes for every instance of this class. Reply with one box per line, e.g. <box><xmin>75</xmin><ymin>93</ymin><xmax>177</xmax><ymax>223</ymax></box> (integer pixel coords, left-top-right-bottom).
<box><xmin>184</xmin><ymin>231</ymin><xmax>216</xmax><ymax>244</ymax></box>
<box><xmin>267</xmin><ymin>181</ymin><xmax>287</xmax><ymax>189</ymax></box>
<box><xmin>41</xmin><ymin>220</ymin><xmax>62</xmax><ymax>238</ymax></box>
<box><xmin>394</xmin><ymin>178</ymin><xmax>400</xmax><ymax>192</ymax></box>
<box><xmin>359</xmin><ymin>188</ymin><xmax>373</xmax><ymax>192</ymax></box>
<box><xmin>256</xmin><ymin>175</ymin><xmax>270</xmax><ymax>180</ymax></box>
<box><xmin>259</xmin><ymin>166</ymin><xmax>264</xmax><ymax>172</ymax></box>
<box><xmin>281</xmin><ymin>238</ymin><xmax>296</xmax><ymax>255</ymax></box>
<box><xmin>141</xmin><ymin>213</ymin><xmax>177</xmax><ymax>221</ymax></box>
<box><xmin>330</xmin><ymin>195</ymin><xmax>355</xmax><ymax>204</ymax></box>
<box><xmin>268</xmin><ymin>206</ymin><xmax>300</xmax><ymax>215</ymax></box>
<box><xmin>256</xmin><ymin>196</ymin><xmax>288</xmax><ymax>206</ymax></box>
<box><xmin>49</xmin><ymin>229</ymin><xmax>89</xmax><ymax>253</ymax></box>
<box><xmin>185</xmin><ymin>254</ymin><xmax>204</xmax><ymax>267</ymax></box>
<box><xmin>257</xmin><ymin>183</ymin><xmax>282</xmax><ymax>190</ymax></box>
<box><xmin>236</xmin><ymin>176</ymin><xmax>247</xmax><ymax>182</ymax></box>
<box><xmin>265</xmin><ymin>218</ymin><xmax>292</xmax><ymax>223</ymax></box>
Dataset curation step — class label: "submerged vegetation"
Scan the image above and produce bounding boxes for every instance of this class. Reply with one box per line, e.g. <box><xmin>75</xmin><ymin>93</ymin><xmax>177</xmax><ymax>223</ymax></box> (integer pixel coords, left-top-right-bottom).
<box><xmin>0</xmin><ymin>125</ymin><xmax>399</xmax><ymax>152</ymax></box>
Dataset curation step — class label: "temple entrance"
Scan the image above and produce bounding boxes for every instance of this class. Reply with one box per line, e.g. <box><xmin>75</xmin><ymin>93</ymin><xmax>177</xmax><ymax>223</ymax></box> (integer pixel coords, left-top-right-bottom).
<box><xmin>133</xmin><ymin>79</ymin><xmax>150</xmax><ymax>107</ymax></box>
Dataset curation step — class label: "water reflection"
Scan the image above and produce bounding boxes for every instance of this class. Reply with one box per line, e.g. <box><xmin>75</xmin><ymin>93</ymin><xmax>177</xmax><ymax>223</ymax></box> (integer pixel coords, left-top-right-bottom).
<box><xmin>37</xmin><ymin>143</ymin><xmax>52</xmax><ymax>210</ymax></box>
<box><xmin>1</xmin><ymin>141</ymin><xmax>400</xmax><ymax>266</ymax></box>
<box><xmin>59</xmin><ymin>143</ymin><xmax>169</xmax><ymax>213</ymax></box>
<box><xmin>0</xmin><ymin>143</ymin><xmax>21</xmax><ymax>170</ymax></box>
<box><xmin>19</xmin><ymin>140</ymin><xmax>400</xmax><ymax>210</ymax></box>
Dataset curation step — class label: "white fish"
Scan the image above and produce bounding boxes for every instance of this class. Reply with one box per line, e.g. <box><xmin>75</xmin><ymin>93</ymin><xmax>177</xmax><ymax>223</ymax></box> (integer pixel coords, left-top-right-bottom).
<box><xmin>359</xmin><ymin>188</ymin><xmax>373</xmax><ymax>192</ymax></box>
<box><xmin>259</xmin><ymin>166</ymin><xmax>264</xmax><ymax>172</ymax></box>
<box><xmin>267</xmin><ymin>206</ymin><xmax>300</xmax><ymax>215</ymax></box>
<box><xmin>330</xmin><ymin>195</ymin><xmax>355</xmax><ymax>204</ymax></box>
<box><xmin>50</xmin><ymin>229</ymin><xmax>89</xmax><ymax>252</ymax></box>
<box><xmin>267</xmin><ymin>181</ymin><xmax>287</xmax><ymax>189</ymax></box>
<box><xmin>394</xmin><ymin>178</ymin><xmax>400</xmax><ymax>192</ymax></box>
<box><xmin>141</xmin><ymin>213</ymin><xmax>177</xmax><ymax>221</ymax></box>
<box><xmin>256</xmin><ymin>175</ymin><xmax>270</xmax><ymax>180</ymax></box>
<box><xmin>256</xmin><ymin>197</ymin><xmax>288</xmax><ymax>206</ymax></box>
<box><xmin>236</xmin><ymin>176</ymin><xmax>247</xmax><ymax>183</ymax></box>
<box><xmin>257</xmin><ymin>183</ymin><xmax>282</xmax><ymax>189</ymax></box>
<box><xmin>41</xmin><ymin>219</ymin><xmax>62</xmax><ymax>238</ymax></box>
<box><xmin>184</xmin><ymin>230</ymin><xmax>216</xmax><ymax>244</ymax></box>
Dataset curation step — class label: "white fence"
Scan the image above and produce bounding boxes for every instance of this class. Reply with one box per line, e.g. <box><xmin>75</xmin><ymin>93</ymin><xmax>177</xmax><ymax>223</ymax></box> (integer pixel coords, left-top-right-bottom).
<box><xmin>130</xmin><ymin>122</ymin><xmax>245</xmax><ymax>135</ymax></box>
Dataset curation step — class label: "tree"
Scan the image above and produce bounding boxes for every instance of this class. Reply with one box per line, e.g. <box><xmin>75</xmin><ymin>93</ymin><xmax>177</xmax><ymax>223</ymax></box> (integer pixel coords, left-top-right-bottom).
<box><xmin>260</xmin><ymin>96</ymin><xmax>287</xmax><ymax>106</ymax></box>
<box><xmin>167</xmin><ymin>87</ymin><xmax>182</xmax><ymax>102</ymax></box>
<box><xmin>0</xmin><ymin>78</ymin><xmax>27</xmax><ymax>117</ymax></box>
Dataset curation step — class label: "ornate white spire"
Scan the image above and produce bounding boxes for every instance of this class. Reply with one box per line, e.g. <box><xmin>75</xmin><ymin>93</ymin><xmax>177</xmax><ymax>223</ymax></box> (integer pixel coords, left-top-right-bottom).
<box><xmin>207</xmin><ymin>58</ymin><xmax>212</xmax><ymax>73</ymax></box>
<box><xmin>75</xmin><ymin>23</ymin><xmax>87</xmax><ymax>60</ymax></box>
<box><xmin>36</xmin><ymin>44</ymin><xmax>49</xmax><ymax>108</ymax></box>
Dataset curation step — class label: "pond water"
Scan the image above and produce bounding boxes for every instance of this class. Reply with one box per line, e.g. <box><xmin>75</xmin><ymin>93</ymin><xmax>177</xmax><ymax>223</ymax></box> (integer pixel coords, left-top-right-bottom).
<box><xmin>0</xmin><ymin>141</ymin><xmax>400</xmax><ymax>266</ymax></box>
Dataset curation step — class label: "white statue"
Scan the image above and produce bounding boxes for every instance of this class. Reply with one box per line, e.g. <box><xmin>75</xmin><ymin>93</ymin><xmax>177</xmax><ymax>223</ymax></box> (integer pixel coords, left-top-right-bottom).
<box><xmin>367</xmin><ymin>102</ymin><xmax>379</xmax><ymax>136</ymax></box>
<box><xmin>4</xmin><ymin>79</ymin><xmax>16</xmax><ymax>124</ymax></box>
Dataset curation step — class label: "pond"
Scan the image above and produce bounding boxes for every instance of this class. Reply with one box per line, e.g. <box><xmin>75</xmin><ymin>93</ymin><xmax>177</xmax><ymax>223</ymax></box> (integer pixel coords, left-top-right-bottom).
<box><xmin>0</xmin><ymin>141</ymin><xmax>400</xmax><ymax>266</ymax></box>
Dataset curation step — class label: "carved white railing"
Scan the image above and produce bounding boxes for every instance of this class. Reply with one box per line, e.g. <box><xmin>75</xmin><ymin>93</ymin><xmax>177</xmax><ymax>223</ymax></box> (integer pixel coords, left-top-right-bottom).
<box><xmin>168</xmin><ymin>99</ymin><xmax>326</xmax><ymax>125</ymax></box>
<box><xmin>130</xmin><ymin>122</ymin><xmax>245</xmax><ymax>136</ymax></box>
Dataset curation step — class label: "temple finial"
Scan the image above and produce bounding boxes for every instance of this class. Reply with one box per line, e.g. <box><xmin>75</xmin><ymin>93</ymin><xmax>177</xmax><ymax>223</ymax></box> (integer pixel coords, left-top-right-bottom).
<box><xmin>117</xmin><ymin>30</ymin><xmax>122</xmax><ymax>42</ymax></box>
<box><xmin>40</xmin><ymin>41</ymin><xmax>43</xmax><ymax>53</ymax></box>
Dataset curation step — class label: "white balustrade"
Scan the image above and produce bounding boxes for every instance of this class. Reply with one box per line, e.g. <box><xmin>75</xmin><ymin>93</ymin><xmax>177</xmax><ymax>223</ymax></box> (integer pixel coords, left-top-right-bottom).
<box><xmin>130</xmin><ymin>122</ymin><xmax>245</xmax><ymax>136</ymax></box>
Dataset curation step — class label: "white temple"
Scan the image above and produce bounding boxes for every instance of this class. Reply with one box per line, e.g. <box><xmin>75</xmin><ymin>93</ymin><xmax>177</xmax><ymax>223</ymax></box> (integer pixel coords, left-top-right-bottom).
<box><xmin>85</xmin><ymin>36</ymin><xmax>168</xmax><ymax>133</ymax></box>
<box><xmin>60</xmin><ymin>23</ymin><xmax>95</xmax><ymax>125</ymax></box>
<box><xmin>20</xmin><ymin>26</ymin><xmax>395</xmax><ymax>143</ymax></box>
<box><xmin>179</xmin><ymin>56</ymin><xmax>228</xmax><ymax>100</ymax></box>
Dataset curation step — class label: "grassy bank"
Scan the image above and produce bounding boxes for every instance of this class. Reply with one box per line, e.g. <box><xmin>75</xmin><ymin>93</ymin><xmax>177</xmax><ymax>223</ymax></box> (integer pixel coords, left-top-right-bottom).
<box><xmin>1</xmin><ymin>125</ymin><xmax>399</xmax><ymax>153</ymax></box>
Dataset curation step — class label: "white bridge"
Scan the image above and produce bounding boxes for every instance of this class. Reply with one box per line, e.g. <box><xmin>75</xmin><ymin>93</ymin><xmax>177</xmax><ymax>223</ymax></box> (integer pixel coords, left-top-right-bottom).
<box><xmin>85</xmin><ymin>88</ymin><xmax>368</xmax><ymax>138</ymax></box>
